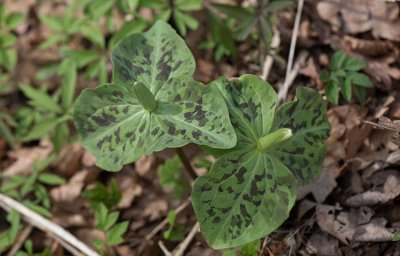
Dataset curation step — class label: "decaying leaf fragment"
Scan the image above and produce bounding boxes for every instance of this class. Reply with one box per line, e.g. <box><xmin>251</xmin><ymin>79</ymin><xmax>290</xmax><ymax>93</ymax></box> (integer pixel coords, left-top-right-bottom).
<box><xmin>364</xmin><ymin>116</ymin><xmax>400</xmax><ymax>146</ymax></box>
<box><xmin>317</xmin><ymin>204</ymin><xmax>395</xmax><ymax>243</ymax></box>
<box><xmin>346</xmin><ymin>175</ymin><xmax>400</xmax><ymax>207</ymax></box>
<box><xmin>317</xmin><ymin>0</ymin><xmax>400</xmax><ymax>41</ymax></box>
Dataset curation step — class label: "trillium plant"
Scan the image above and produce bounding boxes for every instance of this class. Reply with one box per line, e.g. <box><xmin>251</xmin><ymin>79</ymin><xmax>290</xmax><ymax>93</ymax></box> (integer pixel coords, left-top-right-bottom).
<box><xmin>73</xmin><ymin>21</ymin><xmax>330</xmax><ymax>249</ymax></box>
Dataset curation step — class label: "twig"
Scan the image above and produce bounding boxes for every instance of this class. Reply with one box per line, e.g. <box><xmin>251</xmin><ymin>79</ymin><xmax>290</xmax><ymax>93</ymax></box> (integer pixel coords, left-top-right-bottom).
<box><xmin>0</xmin><ymin>194</ymin><xmax>98</xmax><ymax>256</ymax></box>
<box><xmin>279</xmin><ymin>0</ymin><xmax>305</xmax><ymax>102</ymax></box>
<box><xmin>171</xmin><ymin>222</ymin><xmax>200</xmax><ymax>256</ymax></box>
<box><xmin>278</xmin><ymin>51</ymin><xmax>308</xmax><ymax>103</ymax></box>
<box><xmin>175</xmin><ymin>148</ymin><xmax>197</xmax><ymax>180</ymax></box>
<box><xmin>261</xmin><ymin>27</ymin><xmax>281</xmax><ymax>80</ymax></box>
<box><xmin>137</xmin><ymin>199</ymin><xmax>191</xmax><ymax>254</ymax></box>
<box><xmin>7</xmin><ymin>225</ymin><xmax>33</xmax><ymax>256</ymax></box>
<box><xmin>144</xmin><ymin>199</ymin><xmax>191</xmax><ymax>241</ymax></box>
<box><xmin>158</xmin><ymin>241</ymin><xmax>172</xmax><ymax>256</ymax></box>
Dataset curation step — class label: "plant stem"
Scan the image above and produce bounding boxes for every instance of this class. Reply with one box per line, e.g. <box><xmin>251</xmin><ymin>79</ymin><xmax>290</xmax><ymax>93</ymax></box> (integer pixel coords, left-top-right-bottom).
<box><xmin>175</xmin><ymin>148</ymin><xmax>197</xmax><ymax>180</ymax></box>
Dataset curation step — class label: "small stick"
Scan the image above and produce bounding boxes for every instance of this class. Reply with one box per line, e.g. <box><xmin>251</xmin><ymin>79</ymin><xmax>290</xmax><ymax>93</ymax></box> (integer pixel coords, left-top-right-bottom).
<box><xmin>137</xmin><ymin>199</ymin><xmax>191</xmax><ymax>254</ymax></box>
<box><xmin>172</xmin><ymin>222</ymin><xmax>200</xmax><ymax>256</ymax></box>
<box><xmin>7</xmin><ymin>225</ymin><xmax>33</xmax><ymax>256</ymax></box>
<box><xmin>0</xmin><ymin>194</ymin><xmax>98</xmax><ymax>256</ymax></box>
<box><xmin>278</xmin><ymin>51</ymin><xmax>308</xmax><ymax>102</ymax></box>
<box><xmin>361</xmin><ymin>119</ymin><xmax>400</xmax><ymax>132</ymax></box>
<box><xmin>284</xmin><ymin>0</ymin><xmax>304</xmax><ymax>81</ymax></box>
<box><xmin>261</xmin><ymin>28</ymin><xmax>281</xmax><ymax>80</ymax></box>
<box><xmin>158</xmin><ymin>241</ymin><xmax>172</xmax><ymax>256</ymax></box>
<box><xmin>144</xmin><ymin>199</ymin><xmax>191</xmax><ymax>241</ymax></box>
<box><xmin>175</xmin><ymin>148</ymin><xmax>197</xmax><ymax>180</ymax></box>
<box><xmin>279</xmin><ymin>0</ymin><xmax>305</xmax><ymax>102</ymax></box>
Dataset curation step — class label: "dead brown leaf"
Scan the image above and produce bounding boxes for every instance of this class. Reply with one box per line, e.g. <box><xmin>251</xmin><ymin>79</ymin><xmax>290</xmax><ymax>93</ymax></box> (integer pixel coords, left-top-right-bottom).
<box><xmin>297</xmin><ymin>157</ymin><xmax>342</xmax><ymax>203</ymax></box>
<box><xmin>52</xmin><ymin>143</ymin><xmax>83</xmax><ymax>177</ymax></box>
<box><xmin>306</xmin><ymin>230</ymin><xmax>339</xmax><ymax>256</ymax></box>
<box><xmin>316</xmin><ymin>204</ymin><xmax>375</xmax><ymax>244</ymax></box>
<box><xmin>317</xmin><ymin>0</ymin><xmax>400</xmax><ymax>41</ymax></box>
<box><xmin>346</xmin><ymin>175</ymin><xmax>400</xmax><ymax>207</ymax></box>
<box><xmin>365</xmin><ymin>61</ymin><xmax>400</xmax><ymax>91</ymax></box>
<box><xmin>343</xmin><ymin>35</ymin><xmax>394</xmax><ymax>57</ymax></box>
<box><xmin>115</xmin><ymin>169</ymin><xmax>143</xmax><ymax>209</ymax></box>
<box><xmin>3</xmin><ymin>140</ymin><xmax>53</xmax><ymax>176</ymax></box>
<box><xmin>81</xmin><ymin>150</ymin><xmax>96</xmax><ymax>167</ymax></box>
<box><xmin>50</xmin><ymin>169</ymin><xmax>89</xmax><ymax>203</ymax></box>
<box><xmin>135</xmin><ymin>155</ymin><xmax>157</xmax><ymax>180</ymax></box>
<box><xmin>299</xmin><ymin>57</ymin><xmax>322</xmax><ymax>88</ymax></box>
<box><xmin>353</xmin><ymin>218</ymin><xmax>394</xmax><ymax>242</ymax></box>
<box><xmin>364</xmin><ymin>116</ymin><xmax>400</xmax><ymax>148</ymax></box>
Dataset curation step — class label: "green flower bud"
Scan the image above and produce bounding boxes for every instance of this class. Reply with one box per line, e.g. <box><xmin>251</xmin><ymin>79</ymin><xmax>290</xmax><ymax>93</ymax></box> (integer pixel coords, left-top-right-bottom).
<box><xmin>257</xmin><ymin>128</ymin><xmax>292</xmax><ymax>152</ymax></box>
<box><xmin>133</xmin><ymin>81</ymin><xmax>157</xmax><ymax>112</ymax></box>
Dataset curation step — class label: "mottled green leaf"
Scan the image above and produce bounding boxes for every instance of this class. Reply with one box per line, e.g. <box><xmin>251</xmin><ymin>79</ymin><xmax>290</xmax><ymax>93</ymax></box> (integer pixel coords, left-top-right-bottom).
<box><xmin>269</xmin><ymin>85</ymin><xmax>330</xmax><ymax>184</ymax></box>
<box><xmin>74</xmin><ymin>21</ymin><xmax>236</xmax><ymax>171</ymax></box>
<box><xmin>192</xmin><ymin>75</ymin><xmax>330</xmax><ymax>249</ymax></box>
<box><xmin>111</xmin><ymin>20</ymin><xmax>194</xmax><ymax>93</ymax></box>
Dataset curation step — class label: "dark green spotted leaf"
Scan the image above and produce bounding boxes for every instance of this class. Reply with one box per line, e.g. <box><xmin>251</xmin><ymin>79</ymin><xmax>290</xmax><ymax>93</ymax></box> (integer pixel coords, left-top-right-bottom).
<box><xmin>192</xmin><ymin>75</ymin><xmax>330</xmax><ymax>249</ymax></box>
<box><xmin>73</xmin><ymin>21</ymin><xmax>236</xmax><ymax>171</ymax></box>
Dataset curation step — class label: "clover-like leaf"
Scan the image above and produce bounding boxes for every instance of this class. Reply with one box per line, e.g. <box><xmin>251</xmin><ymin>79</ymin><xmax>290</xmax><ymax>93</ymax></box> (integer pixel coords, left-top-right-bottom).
<box><xmin>73</xmin><ymin>21</ymin><xmax>236</xmax><ymax>171</ymax></box>
<box><xmin>192</xmin><ymin>75</ymin><xmax>330</xmax><ymax>249</ymax></box>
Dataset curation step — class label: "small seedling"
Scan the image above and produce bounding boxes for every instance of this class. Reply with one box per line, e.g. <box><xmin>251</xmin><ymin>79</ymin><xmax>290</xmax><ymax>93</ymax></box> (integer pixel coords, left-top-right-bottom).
<box><xmin>0</xmin><ymin>210</ymin><xmax>21</xmax><ymax>253</ymax></box>
<box><xmin>73</xmin><ymin>20</ymin><xmax>330</xmax><ymax>249</ymax></box>
<box><xmin>158</xmin><ymin>155</ymin><xmax>188</xmax><ymax>198</ymax></box>
<box><xmin>219</xmin><ymin>0</ymin><xmax>292</xmax><ymax>43</ymax></box>
<box><xmin>93</xmin><ymin>203</ymin><xmax>129</xmax><ymax>254</ymax></box>
<box><xmin>0</xmin><ymin>3</ymin><xmax>25</xmax><ymax>71</ymax></box>
<box><xmin>139</xmin><ymin>0</ymin><xmax>203</xmax><ymax>36</ymax></box>
<box><xmin>15</xmin><ymin>83</ymin><xmax>74</xmax><ymax>151</ymax></box>
<box><xmin>320</xmin><ymin>50</ymin><xmax>373</xmax><ymax>105</ymax></box>
<box><xmin>0</xmin><ymin>154</ymin><xmax>65</xmax><ymax>218</ymax></box>
<box><xmin>83</xmin><ymin>179</ymin><xmax>122</xmax><ymax>209</ymax></box>
<box><xmin>16</xmin><ymin>240</ymin><xmax>51</xmax><ymax>256</ymax></box>
<box><xmin>163</xmin><ymin>210</ymin><xmax>185</xmax><ymax>241</ymax></box>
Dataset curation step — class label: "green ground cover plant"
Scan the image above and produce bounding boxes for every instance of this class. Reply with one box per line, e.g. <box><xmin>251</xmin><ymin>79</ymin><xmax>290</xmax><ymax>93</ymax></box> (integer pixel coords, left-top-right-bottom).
<box><xmin>320</xmin><ymin>50</ymin><xmax>373</xmax><ymax>105</ymax></box>
<box><xmin>73</xmin><ymin>20</ymin><xmax>330</xmax><ymax>250</ymax></box>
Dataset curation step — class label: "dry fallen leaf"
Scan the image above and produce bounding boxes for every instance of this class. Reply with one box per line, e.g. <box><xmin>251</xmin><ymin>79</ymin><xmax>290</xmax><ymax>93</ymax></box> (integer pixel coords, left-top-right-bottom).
<box><xmin>50</xmin><ymin>169</ymin><xmax>90</xmax><ymax>203</ymax></box>
<box><xmin>297</xmin><ymin>157</ymin><xmax>342</xmax><ymax>203</ymax></box>
<box><xmin>306</xmin><ymin>230</ymin><xmax>339</xmax><ymax>255</ymax></box>
<box><xmin>4</xmin><ymin>140</ymin><xmax>53</xmax><ymax>176</ymax></box>
<box><xmin>316</xmin><ymin>204</ymin><xmax>375</xmax><ymax>244</ymax></box>
<box><xmin>115</xmin><ymin>169</ymin><xmax>143</xmax><ymax>209</ymax></box>
<box><xmin>346</xmin><ymin>175</ymin><xmax>400</xmax><ymax>207</ymax></box>
<box><xmin>135</xmin><ymin>155</ymin><xmax>158</xmax><ymax>180</ymax></box>
<box><xmin>81</xmin><ymin>150</ymin><xmax>96</xmax><ymax>167</ymax></box>
<box><xmin>52</xmin><ymin>143</ymin><xmax>84</xmax><ymax>177</ymax></box>
<box><xmin>353</xmin><ymin>218</ymin><xmax>394</xmax><ymax>242</ymax></box>
<box><xmin>317</xmin><ymin>0</ymin><xmax>400</xmax><ymax>41</ymax></box>
<box><xmin>299</xmin><ymin>57</ymin><xmax>322</xmax><ymax>88</ymax></box>
<box><xmin>343</xmin><ymin>35</ymin><xmax>394</xmax><ymax>57</ymax></box>
<box><xmin>364</xmin><ymin>116</ymin><xmax>400</xmax><ymax>147</ymax></box>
